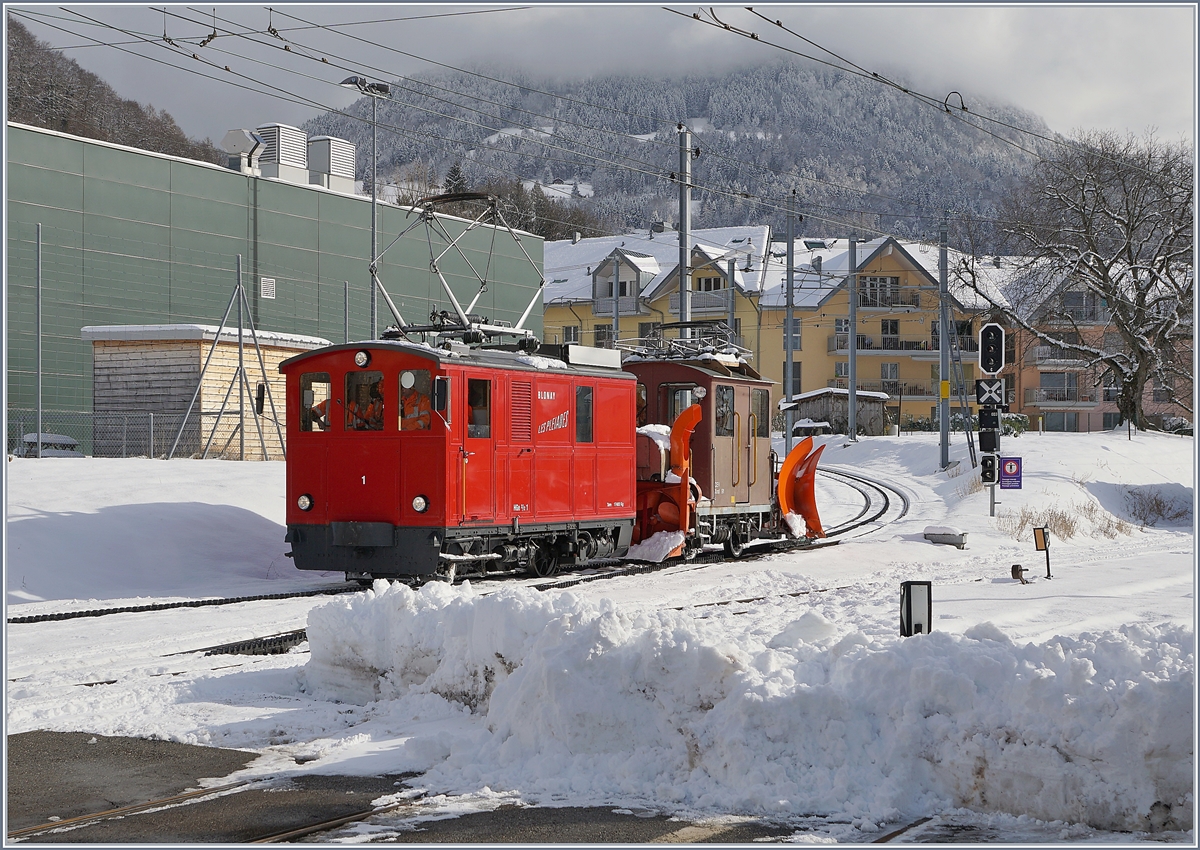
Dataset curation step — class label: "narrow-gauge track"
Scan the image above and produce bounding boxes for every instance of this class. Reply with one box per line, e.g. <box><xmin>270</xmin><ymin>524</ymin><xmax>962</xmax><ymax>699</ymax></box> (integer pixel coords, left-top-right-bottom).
<box><xmin>9</xmin><ymin>465</ymin><xmax>910</xmax><ymax>658</ymax></box>
<box><xmin>6</xmin><ymin>584</ymin><xmax>363</xmax><ymax>625</ymax></box>
<box><xmin>819</xmin><ymin>466</ymin><xmax>911</xmax><ymax>539</ymax></box>
<box><xmin>169</xmin><ymin>466</ymin><xmax>912</xmax><ymax>657</ymax></box>
<box><xmin>5</xmin><ymin>781</ymin><xmax>252</xmax><ymax>840</ymax></box>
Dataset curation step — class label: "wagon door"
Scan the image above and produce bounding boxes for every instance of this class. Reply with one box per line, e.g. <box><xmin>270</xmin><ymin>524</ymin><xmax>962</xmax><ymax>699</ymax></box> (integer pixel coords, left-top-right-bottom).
<box><xmin>748</xmin><ymin>387</ymin><xmax>772</xmax><ymax>506</ymax></box>
<box><xmin>712</xmin><ymin>383</ymin><xmax>749</xmax><ymax>505</ymax></box>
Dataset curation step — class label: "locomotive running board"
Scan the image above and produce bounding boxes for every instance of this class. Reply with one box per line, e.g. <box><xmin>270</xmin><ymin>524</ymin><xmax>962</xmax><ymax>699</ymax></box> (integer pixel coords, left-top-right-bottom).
<box><xmin>776</xmin><ymin>437</ymin><xmax>827</xmax><ymax>538</ymax></box>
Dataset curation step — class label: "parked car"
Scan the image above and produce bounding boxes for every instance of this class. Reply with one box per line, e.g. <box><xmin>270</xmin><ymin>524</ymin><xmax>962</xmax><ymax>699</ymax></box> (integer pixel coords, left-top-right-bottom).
<box><xmin>20</xmin><ymin>433</ymin><xmax>84</xmax><ymax>458</ymax></box>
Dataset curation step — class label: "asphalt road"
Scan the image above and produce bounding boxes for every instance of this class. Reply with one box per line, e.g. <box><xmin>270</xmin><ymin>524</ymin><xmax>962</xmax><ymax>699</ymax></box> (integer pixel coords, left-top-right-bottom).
<box><xmin>6</xmin><ymin>731</ymin><xmax>797</xmax><ymax>843</ymax></box>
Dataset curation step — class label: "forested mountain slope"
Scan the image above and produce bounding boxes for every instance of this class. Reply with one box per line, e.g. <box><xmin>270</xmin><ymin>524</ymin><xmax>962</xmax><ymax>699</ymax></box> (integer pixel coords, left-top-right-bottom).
<box><xmin>305</xmin><ymin>61</ymin><xmax>1055</xmax><ymax>246</ymax></box>
<box><xmin>6</xmin><ymin>17</ymin><xmax>222</xmax><ymax>165</ymax></box>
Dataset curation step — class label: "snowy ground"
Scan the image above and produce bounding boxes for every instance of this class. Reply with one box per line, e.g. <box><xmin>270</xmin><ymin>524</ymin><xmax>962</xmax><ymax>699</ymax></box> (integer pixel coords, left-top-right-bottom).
<box><xmin>4</xmin><ymin>430</ymin><xmax>1195</xmax><ymax>842</ymax></box>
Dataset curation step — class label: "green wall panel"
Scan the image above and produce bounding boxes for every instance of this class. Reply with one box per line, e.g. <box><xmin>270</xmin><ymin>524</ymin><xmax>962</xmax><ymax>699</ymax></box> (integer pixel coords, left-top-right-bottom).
<box><xmin>8</xmin><ymin>164</ymin><xmax>84</xmax><ymax>213</ymax></box>
<box><xmin>6</xmin><ymin>124</ymin><xmax>543</xmax><ymax>414</ymax></box>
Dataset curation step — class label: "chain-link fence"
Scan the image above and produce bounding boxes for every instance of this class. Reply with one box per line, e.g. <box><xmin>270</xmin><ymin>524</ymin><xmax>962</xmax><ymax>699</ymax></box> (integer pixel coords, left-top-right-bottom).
<box><xmin>7</xmin><ymin>409</ymin><xmax>283</xmax><ymax>460</ymax></box>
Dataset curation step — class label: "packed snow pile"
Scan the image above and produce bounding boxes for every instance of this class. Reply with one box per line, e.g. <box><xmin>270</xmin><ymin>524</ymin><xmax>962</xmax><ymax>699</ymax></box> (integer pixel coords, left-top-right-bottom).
<box><xmin>623</xmin><ymin>530</ymin><xmax>684</xmax><ymax>562</ymax></box>
<box><xmin>306</xmin><ymin>580</ymin><xmax>1193</xmax><ymax>832</ymax></box>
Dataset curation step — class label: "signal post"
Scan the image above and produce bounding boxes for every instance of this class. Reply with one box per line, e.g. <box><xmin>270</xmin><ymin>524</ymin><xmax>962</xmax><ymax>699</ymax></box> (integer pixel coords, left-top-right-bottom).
<box><xmin>976</xmin><ymin>323</ymin><xmax>1006</xmax><ymax>517</ymax></box>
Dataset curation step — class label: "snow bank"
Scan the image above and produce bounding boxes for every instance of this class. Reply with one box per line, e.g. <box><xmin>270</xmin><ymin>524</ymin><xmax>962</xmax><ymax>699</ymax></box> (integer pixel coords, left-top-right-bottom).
<box><xmin>305</xmin><ymin>582</ymin><xmax>1193</xmax><ymax>831</ymax></box>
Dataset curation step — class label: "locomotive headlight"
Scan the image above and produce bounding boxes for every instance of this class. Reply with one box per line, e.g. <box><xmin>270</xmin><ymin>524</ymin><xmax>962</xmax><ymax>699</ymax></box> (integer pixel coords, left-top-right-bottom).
<box><xmin>354</xmin><ymin>350</ymin><xmax>371</xmax><ymax>367</ymax></box>
<box><xmin>412</xmin><ymin>495</ymin><xmax>429</xmax><ymax>513</ymax></box>
<box><xmin>297</xmin><ymin>493</ymin><xmax>313</xmax><ymax>511</ymax></box>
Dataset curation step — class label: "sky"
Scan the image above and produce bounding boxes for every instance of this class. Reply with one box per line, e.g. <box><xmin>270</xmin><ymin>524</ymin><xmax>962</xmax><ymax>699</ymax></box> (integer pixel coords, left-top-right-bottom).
<box><xmin>6</xmin><ymin>3</ymin><xmax>1196</xmax><ymax>146</ymax></box>
<box><xmin>5</xmin><ymin>430</ymin><xmax>1194</xmax><ymax>840</ymax></box>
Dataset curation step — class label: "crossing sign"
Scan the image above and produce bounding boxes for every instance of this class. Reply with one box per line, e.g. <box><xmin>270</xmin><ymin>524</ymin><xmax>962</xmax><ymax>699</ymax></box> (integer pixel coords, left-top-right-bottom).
<box><xmin>975</xmin><ymin>378</ymin><xmax>1004</xmax><ymax>405</ymax></box>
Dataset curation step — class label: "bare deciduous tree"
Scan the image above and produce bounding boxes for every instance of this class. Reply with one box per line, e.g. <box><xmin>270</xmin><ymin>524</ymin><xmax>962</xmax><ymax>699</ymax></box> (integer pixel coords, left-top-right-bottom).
<box><xmin>952</xmin><ymin>131</ymin><xmax>1193</xmax><ymax>428</ymax></box>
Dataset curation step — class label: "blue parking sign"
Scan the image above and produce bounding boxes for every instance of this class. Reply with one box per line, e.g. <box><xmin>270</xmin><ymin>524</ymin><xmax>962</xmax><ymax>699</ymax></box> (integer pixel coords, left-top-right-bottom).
<box><xmin>999</xmin><ymin>456</ymin><xmax>1022</xmax><ymax>489</ymax></box>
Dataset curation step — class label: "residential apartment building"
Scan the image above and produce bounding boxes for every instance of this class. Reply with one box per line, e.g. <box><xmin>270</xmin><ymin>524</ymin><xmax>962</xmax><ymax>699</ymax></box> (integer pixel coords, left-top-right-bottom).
<box><xmin>1004</xmin><ymin>281</ymin><xmax>1193</xmax><ymax>432</ymax></box>
<box><xmin>543</xmin><ymin>228</ymin><xmax>994</xmax><ymax>431</ymax></box>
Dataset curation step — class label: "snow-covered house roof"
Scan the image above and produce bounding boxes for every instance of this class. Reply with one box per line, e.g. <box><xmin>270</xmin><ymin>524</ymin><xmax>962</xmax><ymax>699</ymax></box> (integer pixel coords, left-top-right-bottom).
<box><xmin>757</xmin><ymin>236</ymin><xmax>1011</xmax><ymax>314</ymax></box>
<box><xmin>543</xmin><ymin>225</ymin><xmax>773</xmax><ymax>306</ymax></box>
<box><xmin>546</xmin><ymin>228</ymin><xmax>1013</xmax><ymax>315</ymax></box>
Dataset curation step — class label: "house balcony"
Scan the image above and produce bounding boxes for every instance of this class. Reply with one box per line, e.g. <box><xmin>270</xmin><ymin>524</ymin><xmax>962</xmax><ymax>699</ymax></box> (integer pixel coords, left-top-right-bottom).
<box><xmin>1026</xmin><ymin>345</ymin><xmax>1089</xmax><ymax>367</ymax></box>
<box><xmin>1023</xmin><ymin>387</ymin><xmax>1098</xmax><ymax>408</ymax></box>
<box><xmin>669</xmin><ymin>290</ymin><xmax>736</xmax><ymax>315</ymax></box>
<box><xmin>595</xmin><ymin>296</ymin><xmax>645</xmax><ymax>316</ymax></box>
<box><xmin>1036</xmin><ymin>307</ymin><xmax>1112</xmax><ymax>325</ymax></box>
<box><xmin>826</xmin><ymin>379</ymin><xmax>969</xmax><ymax>400</ymax></box>
<box><xmin>827</xmin><ymin>334</ymin><xmax>978</xmax><ymax>355</ymax></box>
<box><xmin>857</xmin><ymin>290</ymin><xmax>921</xmax><ymax>309</ymax></box>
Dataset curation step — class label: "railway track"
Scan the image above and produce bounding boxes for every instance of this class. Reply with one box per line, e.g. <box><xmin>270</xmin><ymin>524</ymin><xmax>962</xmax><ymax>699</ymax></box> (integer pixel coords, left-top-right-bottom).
<box><xmin>5</xmin><ymin>584</ymin><xmax>363</xmax><ymax>625</ymax></box>
<box><xmin>8</xmin><ymin>466</ymin><xmax>911</xmax><ymax>660</ymax></box>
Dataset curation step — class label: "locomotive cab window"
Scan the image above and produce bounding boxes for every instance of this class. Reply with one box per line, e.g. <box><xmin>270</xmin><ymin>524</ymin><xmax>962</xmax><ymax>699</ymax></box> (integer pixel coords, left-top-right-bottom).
<box><xmin>576</xmin><ymin>385</ymin><xmax>594</xmax><ymax>443</ymax></box>
<box><xmin>399</xmin><ymin>370</ymin><xmax>433</xmax><ymax>431</ymax></box>
<box><xmin>751</xmin><ymin>389</ymin><xmax>770</xmax><ymax>437</ymax></box>
<box><xmin>467</xmin><ymin>379</ymin><xmax>490</xmax><ymax>438</ymax></box>
<box><xmin>300</xmin><ymin>372</ymin><xmax>332</xmax><ymax>432</ymax></box>
<box><xmin>433</xmin><ymin>376</ymin><xmax>451</xmax><ymax>422</ymax></box>
<box><xmin>714</xmin><ymin>385</ymin><xmax>735</xmax><ymax>437</ymax></box>
<box><xmin>346</xmin><ymin>371</ymin><xmax>385</xmax><ymax>431</ymax></box>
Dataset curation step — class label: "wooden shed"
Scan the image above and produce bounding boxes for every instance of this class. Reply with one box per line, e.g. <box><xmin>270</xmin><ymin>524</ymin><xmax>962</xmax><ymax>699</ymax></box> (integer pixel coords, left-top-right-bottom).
<box><xmin>781</xmin><ymin>387</ymin><xmax>891</xmax><ymax>437</ymax></box>
<box><xmin>83</xmin><ymin>324</ymin><xmax>330</xmax><ymax>459</ymax></box>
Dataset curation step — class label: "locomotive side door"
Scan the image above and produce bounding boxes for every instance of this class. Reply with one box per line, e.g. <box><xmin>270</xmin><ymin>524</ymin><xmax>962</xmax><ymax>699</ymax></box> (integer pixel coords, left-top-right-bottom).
<box><xmin>458</xmin><ymin>376</ymin><xmax>496</xmax><ymax>523</ymax></box>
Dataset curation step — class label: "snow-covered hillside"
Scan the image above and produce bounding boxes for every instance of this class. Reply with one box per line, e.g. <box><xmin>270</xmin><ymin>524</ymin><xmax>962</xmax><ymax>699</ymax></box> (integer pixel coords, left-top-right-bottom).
<box><xmin>5</xmin><ymin>430</ymin><xmax>1194</xmax><ymax>841</ymax></box>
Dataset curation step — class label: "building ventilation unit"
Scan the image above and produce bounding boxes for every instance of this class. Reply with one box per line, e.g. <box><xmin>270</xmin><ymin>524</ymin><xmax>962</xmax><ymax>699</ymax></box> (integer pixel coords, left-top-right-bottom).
<box><xmin>256</xmin><ymin>123</ymin><xmax>310</xmax><ymax>185</ymax></box>
<box><xmin>221</xmin><ymin>129</ymin><xmax>265</xmax><ymax>176</ymax></box>
<box><xmin>307</xmin><ymin>136</ymin><xmax>356</xmax><ymax>194</ymax></box>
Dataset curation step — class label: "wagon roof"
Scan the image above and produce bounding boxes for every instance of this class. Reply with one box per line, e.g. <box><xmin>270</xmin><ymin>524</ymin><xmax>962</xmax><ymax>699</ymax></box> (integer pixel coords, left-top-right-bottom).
<box><xmin>278</xmin><ymin>340</ymin><xmax>635</xmax><ymax>380</ymax></box>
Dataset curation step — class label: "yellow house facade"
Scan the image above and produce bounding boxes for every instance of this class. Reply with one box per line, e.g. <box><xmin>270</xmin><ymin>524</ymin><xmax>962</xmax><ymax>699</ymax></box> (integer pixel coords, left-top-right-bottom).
<box><xmin>543</xmin><ymin>228</ymin><xmax>994</xmax><ymax>431</ymax></box>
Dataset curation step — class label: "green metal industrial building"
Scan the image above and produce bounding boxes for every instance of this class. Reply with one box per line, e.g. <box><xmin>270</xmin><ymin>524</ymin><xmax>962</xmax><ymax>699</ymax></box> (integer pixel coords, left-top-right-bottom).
<box><xmin>5</xmin><ymin>122</ymin><xmax>544</xmax><ymax>450</ymax></box>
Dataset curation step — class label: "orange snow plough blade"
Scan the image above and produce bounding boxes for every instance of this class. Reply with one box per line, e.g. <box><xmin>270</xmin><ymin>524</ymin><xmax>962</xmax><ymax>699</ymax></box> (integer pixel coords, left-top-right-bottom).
<box><xmin>777</xmin><ymin>438</ymin><xmax>826</xmax><ymax>538</ymax></box>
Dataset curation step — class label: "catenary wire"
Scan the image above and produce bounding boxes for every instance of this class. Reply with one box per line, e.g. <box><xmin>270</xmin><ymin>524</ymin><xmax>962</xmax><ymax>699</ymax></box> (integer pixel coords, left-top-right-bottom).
<box><xmin>19</xmin><ymin>8</ymin><xmax>1068</xmax><ymax>240</ymax></box>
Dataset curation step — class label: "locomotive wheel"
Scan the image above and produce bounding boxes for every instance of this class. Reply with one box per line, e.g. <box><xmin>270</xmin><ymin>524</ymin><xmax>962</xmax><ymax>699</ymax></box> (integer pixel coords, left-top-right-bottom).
<box><xmin>723</xmin><ymin>532</ymin><xmax>746</xmax><ymax>558</ymax></box>
<box><xmin>528</xmin><ymin>545</ymin><xmax>558</xmax><ymax>578</ymax></box>
<box><xmin>436</xmin><ymin>562</ymin><xmax>457</xmax><ymax>584</ymax></box>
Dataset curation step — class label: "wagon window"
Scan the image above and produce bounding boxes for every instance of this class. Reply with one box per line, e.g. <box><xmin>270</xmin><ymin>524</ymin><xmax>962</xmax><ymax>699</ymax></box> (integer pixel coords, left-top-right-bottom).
<box><xmin>714</xmin><ymin>385</ymin><xmax>735</xmax><ymax>437</ymax></box>
<box><xmin>751</xmin><ymin>389</ymin><xmax>770</xmax><ymax>437</ymax></box>
<box><xmin>666</xmin><ymin>384</ymin><xmax>699</xmax><ymax>424</ymax></box>
<box><xmin>346</xmin><ymin>370</ymin><xmax>385</xmax><ymax>431</ymax></box>
<box><xmin>467</xmin><ymin>378</ymin><xmax>490</xmax><ymax>438</ymax></box>
<box><xmin>576</xmin><ymin>385</ymin><xmax>594</xmax><ymax>443</ymax></box>
<box><xmin>299</xmin><ymin>372</ymin><xmax>331</xmax><ymax>432</ymax></box>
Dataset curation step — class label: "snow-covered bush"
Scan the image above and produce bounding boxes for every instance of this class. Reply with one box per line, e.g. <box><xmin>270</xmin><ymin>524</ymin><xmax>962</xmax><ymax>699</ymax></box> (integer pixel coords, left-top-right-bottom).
<box><xmin>1124</xmin><ymin>485</ymin><xmax>1193</xmax><ymax>527</ymax></box>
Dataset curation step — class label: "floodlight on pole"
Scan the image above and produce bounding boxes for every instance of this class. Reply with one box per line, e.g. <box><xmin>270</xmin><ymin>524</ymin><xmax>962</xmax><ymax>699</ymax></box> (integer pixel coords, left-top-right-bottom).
<box><xmin>341</xmin><ymin>75</ymin><xmax>391</xmax><ymax>339</ymax></box>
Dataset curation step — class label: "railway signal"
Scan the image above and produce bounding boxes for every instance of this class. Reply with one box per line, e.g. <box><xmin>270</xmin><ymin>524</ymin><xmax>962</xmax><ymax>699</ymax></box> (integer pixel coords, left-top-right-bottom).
<box><xmin>981</xmin><ymin>454</ymin><xmax>998</xmax><ymax>484</ymax></box>
<box><xmin>979</xmin><ymin>323</ymin><xmax>1005</xmax><ymax>375</ymax></box>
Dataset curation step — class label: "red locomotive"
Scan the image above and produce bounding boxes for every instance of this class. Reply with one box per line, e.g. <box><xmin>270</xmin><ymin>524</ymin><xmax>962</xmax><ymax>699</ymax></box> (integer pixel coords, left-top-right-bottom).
<box><xmin>279</xmin><ymin>331</ymin><xmax>825</xmax><ymax>584</ymax></box>
<box><xmin>278</xmin><ymin>193</ymin><xmax>823</xmax><ymax>584</ymax></box>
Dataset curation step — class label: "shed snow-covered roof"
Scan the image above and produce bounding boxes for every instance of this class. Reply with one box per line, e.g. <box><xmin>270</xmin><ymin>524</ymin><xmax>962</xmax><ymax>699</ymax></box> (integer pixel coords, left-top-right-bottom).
<box><xmin>82</xmin><ymin>324</ymin><xmax>332</xmax><ymax>350</ymax></box>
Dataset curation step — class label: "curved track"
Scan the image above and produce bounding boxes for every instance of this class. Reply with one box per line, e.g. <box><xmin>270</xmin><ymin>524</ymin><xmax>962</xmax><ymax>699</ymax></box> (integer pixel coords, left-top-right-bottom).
<box><xmin>818</xmin><ymin>465</ymin><xmax>912</xmax><ymax>539</ymax></box>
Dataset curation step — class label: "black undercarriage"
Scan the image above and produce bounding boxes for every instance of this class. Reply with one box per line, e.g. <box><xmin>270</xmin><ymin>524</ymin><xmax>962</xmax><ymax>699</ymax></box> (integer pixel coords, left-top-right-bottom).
<box><xmin>286</xmin><ymin>519</ymin><xmax>635</xmax><ymax>584</ymax></box>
